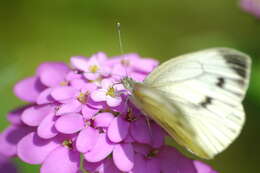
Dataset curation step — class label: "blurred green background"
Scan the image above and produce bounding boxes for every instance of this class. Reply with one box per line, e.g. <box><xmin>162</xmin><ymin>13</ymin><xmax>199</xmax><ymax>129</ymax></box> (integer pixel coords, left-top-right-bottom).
<box><xmin>0</xmin><ymin>0</ymin><xmax>260</xmax><ymax>172</ymax></box>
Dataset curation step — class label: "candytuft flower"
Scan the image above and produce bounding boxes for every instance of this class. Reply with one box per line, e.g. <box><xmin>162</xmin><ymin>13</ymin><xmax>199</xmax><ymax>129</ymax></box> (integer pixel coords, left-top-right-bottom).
<box><xmin>0</xmin><ymin>52</ymin><xmax>218</xmax><ymax>173</ymax></box>
<box><xmin>240</xmin><ymin>0</ymin><xmax>260</xmax><ymax>18</ymax></box>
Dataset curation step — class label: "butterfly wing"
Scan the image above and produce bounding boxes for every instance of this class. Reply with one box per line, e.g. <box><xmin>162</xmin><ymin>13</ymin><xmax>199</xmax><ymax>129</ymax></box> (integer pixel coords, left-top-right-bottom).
<box><xmin>134</xmin><ymin>48</ymin><xmax>251</xmax><ymax>159</ymax></box>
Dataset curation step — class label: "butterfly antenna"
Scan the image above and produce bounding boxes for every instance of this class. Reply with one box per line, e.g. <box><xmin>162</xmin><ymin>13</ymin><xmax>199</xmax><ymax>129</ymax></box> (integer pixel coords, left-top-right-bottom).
<box><xmin>116</xmin><ymin>22</ymin><xmax>129</xmax><ymax>78</ymax></box>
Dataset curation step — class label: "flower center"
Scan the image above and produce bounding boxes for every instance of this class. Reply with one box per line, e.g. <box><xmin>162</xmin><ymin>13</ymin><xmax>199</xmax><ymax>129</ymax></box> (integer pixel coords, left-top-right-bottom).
<box><xmin>89</xmin><ymin>65</ymin><xmax>99</xmax><ymax>73</ymax></box>
<box><xmin>121</xmin><ymin>59</ymin><xmax>130</xmax><ymax>66</ymax></box>
<box><xmin>62</xmin><ymin>139</ymin><xmax>73</xmax><ymax>149</ymax></box>
<box><xmin>77</xmin><ymin>91</ymin><xmax>89</xmax><ymax>104</ymax></box>
<box><xmin>126</xmin><ymin>110</ymin><xmax>137</xmax><ymax>122</ymax></box>
<box><xmin>106</xmin><ymin>87</ymin><xmax>116</xmax><ymax>97</ymax></box>
<box><xmin>147</xmin><ymin>149</ymin><xmax>159</xmax><ymax>158</ymax></box>
<box><xmin>60</xmin><ymin>81</ymin><xmax>69</xmax><ymax>86</ymax></box>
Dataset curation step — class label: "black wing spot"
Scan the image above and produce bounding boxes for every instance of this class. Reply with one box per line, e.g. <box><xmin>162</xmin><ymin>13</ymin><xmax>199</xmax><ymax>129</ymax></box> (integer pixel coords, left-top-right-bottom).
<box><xmin>223</xmin><ymin>54</ymin><xmax>247</xmax><ymax>68</ymax></box>
<box><xmin>200</xmin><ymin>97</ymin><xmax>213</xmax><ymax>108</ymax></box>
<box><xmin>223</xmin><ymin>54</ymin><xmax>247</xmax><ymax>78</ymax></box>
<box><xmin>216</xmin><ymin>77</ymin><xmax>225</xmax><ymax>88</ymax></box>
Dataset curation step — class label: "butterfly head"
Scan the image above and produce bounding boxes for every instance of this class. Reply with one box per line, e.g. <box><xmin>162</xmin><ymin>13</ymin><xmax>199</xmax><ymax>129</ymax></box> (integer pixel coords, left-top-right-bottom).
<box><xmin>121</xmin><ymin>76</ymin><xmax>135</xmax><ymax>92</ymax></box>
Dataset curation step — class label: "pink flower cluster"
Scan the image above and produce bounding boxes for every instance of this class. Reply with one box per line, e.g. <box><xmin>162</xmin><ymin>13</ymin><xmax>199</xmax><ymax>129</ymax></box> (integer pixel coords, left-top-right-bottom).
<box><xmin>0</xmin><ymin>52</ymin><xmax>217</xmax><ymax>173</ymax></box>
<box><xmin>240</xmin><ymin>0</ymin><xmax>260</xmax><ymax>18</ymax></box>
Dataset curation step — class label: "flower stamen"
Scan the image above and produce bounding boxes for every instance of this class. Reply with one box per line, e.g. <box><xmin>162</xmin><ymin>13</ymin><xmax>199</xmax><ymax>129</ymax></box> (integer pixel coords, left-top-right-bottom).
<box><xmin>88</xmin><ymin>65</ymin><xmax>99</xmax><ymax>73</ymax></box>
<box><xmin>106</xmin><ymin>87</ymin><xmax>116</xmax><ymax>97</ymax></box>
<box><xmin>62</xmin><ymin>139</ymin><xmax>73</xmax><ymax>149</ymax></box>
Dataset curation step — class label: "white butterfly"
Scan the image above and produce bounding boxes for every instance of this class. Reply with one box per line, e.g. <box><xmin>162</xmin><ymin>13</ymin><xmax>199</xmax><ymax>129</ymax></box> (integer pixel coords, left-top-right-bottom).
<box><xmin>121</xmin><ymin>48</ymin><xmax>251</xmax><ymax>159</ymax></box>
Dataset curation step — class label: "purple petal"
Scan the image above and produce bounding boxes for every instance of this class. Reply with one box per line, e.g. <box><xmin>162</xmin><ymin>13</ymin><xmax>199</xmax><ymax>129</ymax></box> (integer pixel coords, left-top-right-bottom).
<box><xmin>76</xmin><ymin>127</ymin><xmax>99</xmax><ymax>153</ymax></box>
<box><xmin>38</xmin><ymin>62</ymin><xmax>69</xmax><ymax>87</ymax></box>
<box><xmin>0</xmin><ymin>155</ymin><xmax>18</xmax><ymax>173</ymax></box>
<box><xmin>51</xmin><ymin>86</ymin><xmax>77</xmax><ymax>101</ymax></box>
<box><xmin>21</xmin><ymin>105</ymin><xmax>53</xmax><ymax>127</ymax></box>
<box><xmin>80</xmin><ymin>83</ymin><xmax>97</xmax><ymax>93</ymax></box>
<box><xmin>0</xmin><ymin>125</ymin><xmax>33</xmax><ymax>157</ymax></box>
<box><xmin>17</xmin><ymin>132</ymin><xmax>60</xmax><ymax>164</ymax></box>
<box><xmin>84</xmin><ymin>133</ymin><xmax>114</xmax><ymax>162</ymax></box>
<box><xmin>84</xmin><ymin>72</ymin><xmax>100</xmax><ymax>80</ymax></box>
<box><xmin>14</xmin><ymin>76</ymin><xmax>45</xmax><ymax>102</ymax></box>
<box><xmin>101</xmin><ymin>159</ymin><xmax>121</xmax><ymax>173</ymax></box>
<box><xmin>177</xmin><ymin>155</ymin><xmax>197</xmax><ymax>173</ymax></box>
<box><xmin>106</xmin><ymin>96</ymin><xmax>122</xmax><ymax>107</ymax></box>
<box><xmin>132</xmin><ymin>58</ymin><xmax>158</xmax><ymax>73</ymax></box>
<box><xmin>101</xmin><ymin>79</ymin><xmax>113</xmax><ymax>89</ymax></box>
<box><xmin>70</xmin><ymin>56</ymin><xmax>89</xmax><ymax>72</ymax></box>
<box><xmin>37</xmin><ymin>113</ymin><xmax>58</xmax><ymax>139</ymax></box>
<box><xmin>146</xmin><ymin>158</ymin><xmax>160</xmax><ymax>173</ymax></box>
<box><xmin>81</xmin><ymin>105</ymin><xmax>99</xmax><ymax>120</ymax></box>
<box><xmin>94</xmin><ymin>112</ymin><xmax>114</xmax><ymax>128</ymax></box>
<box><xmin>83</xmin><ymin>161</ymin><xmax>102</xmax><ymax>172</ymax></box>
<box><xmin>107</xmin><ymin>116</ymin><xmax>129</xmax><ymax>143</ymax></box>
<box><xmin>130</xmin><ymin>117</ymin><xmax>151</xmax><ymax>144</ymax></box>
<box><xmin>41</xmin><ymin>146</ymin><xmax>80</xmax><ymax>173</ymax></box>
<box><xmin>55</xmin><ymin>113</ymin><xmax>84</xmax><ymax>134</ymax></box>
<box><xmin>132</xmin><ymin>143</ymin><xmax>150</xmax><ymax>156</ymax></box>
<box><xmin>91</xmin><ymin>90</ymin><xmax>106</xmax><ymax>102</ymax></box>
<box><xmin>158</xmin><ymin>146</ymin><xmax>179</xmax><ymax>173</ymax></box>
<box><xmin>151</xmin><ymin>123</ymin><xmax>165</xmax><ymax>148</ymax></box>
<box><xmin>113</xmin><ymin>143</ymin><xmax>134</xmax><ymax>172</ymax></box>
<box><xmin>56</xmin><ymin>100</ymin><xmax>82</xmax><ymax>115</ymax></box>
<box><xmin>70</xmin><ymin>79</ymin><xmax>88</xmax><ymax>90</ymax></box>
<box><xmin>37</xmin><ymin>88</ymin><xmax>55</xmax><ymax>104</ymax></box>
<box><xmin>7</xmin><ymin>106</ymin><xmax>29</xmax><ymax>125</ymax></box>
<box><xmin>130</xmin><ymin>153</ymin><xmax>147</xmax><ymax>173</ymax></box>
<box><xmin>193</xmin><ymin>161</ymin><xmax>216</xmax><ymax>173</ymax></box>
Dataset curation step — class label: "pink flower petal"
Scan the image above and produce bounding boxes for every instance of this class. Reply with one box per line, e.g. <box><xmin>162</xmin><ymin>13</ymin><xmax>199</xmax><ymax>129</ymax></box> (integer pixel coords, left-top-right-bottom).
<box><xmin>84</xmin><ymin>72</ymin><xmax>100</xmax><ymax>80</ymax></box>
<box><xmin>55</xmin><ymin>113</ymin><xmax>84</xmax><ymax>134</ymax></box>
<box><xmin>177</xmin><ymin>156</ymin><xmax>197</xmax><ymax>173</ymax></box>
<box><xmin>146</xmin><ymin>158</ymin><xmax>160</xmax><ymax>173</ymax></box>
<box><xmin>41</xmin><ymin>146</ymin><xmax>80</xmax><ymax>173</ymax></box>
<box><xmin>151</xmin><ymin>123</ymin><xmax>165</xmax><ymax>148</ymax></box>
<box><xmin>132</xmin><ymin>143</ymin><xmax>150</xmax><ymax>156</ymax></box>
<box><xmin>130</xmin><ymin>153</ymin><xmax>147</xmax><ymax>173</ymax></box>
<box><xmin>81</xmin><ymin>83</ymin><xmax>97</xmax><ymax>93</ymax></box>
<box><xmin>56</xmin><ymin>100</ymin><xmax>82</xmax><ymax>115</ymax></box>
<box><xmin>37</xmin><ymin>113</ymin><xmax>58</xmax><ymax>139</ymax></box>
<box><xmin>193</xmin><ymin>161</ymin><xmax>216</xmax><ymax>173</ymax></box>
<box><xmin>130</xmin><ymin>117</ymin><xmax>151</xmax><ymax>144</ymax></box>
<box><xmin>7</xmin><ymin>106</ymin><xmax>29</xmax><ymax>125</ymax></box>
<box><xmin>113</xmin><ymin>143</ymin><xmax>134</xmax><ymax>172</ymax></box>
<box><xmin>70</xmin><ymin>56</ymin><xmax>89</xmax><ymax>72</ymax></box>
<box><xmin>14</xmin><ymin>77</ymin><xmax>45</xmax><ymax>102</ymax></box>
<box><xmin>70</xmin><ymin>79</ymin><xmax>88</xmax><ymax>90</ymax></box>
<box><xmin>158</xmin><ymin>146</ymin><xmax>179</xmax><ymax>173</ymax></box>
<box><xmin>21</xmin><ymin>105</ymin><xmax>53</xmax><ymax>127</ymax></box>
<box><xmin>132</xmin><ymin>58</ymin><xmax>158</xmax><ymax>73</ymax></box>
<box><xmin>37</xmin><ymin>88</ymin><xmax>55</xmax><ymax>105</ymax></box>
<box><xmin>106</xmin><ymin>96</ymin><xmax>122</xmax><ymax>107</ymax></box>
<box><xmin>38</xmin><ymin>62</ymin><xmax>69</xmax><ymax>87</ymax></box>
<box><xmin>94</xmin><ymin>112</ymin><xmax>114</xmax><ymax>128</ymax></box>
<box><xmin>107</xmin><ymin>116</ymin><xmax>129</xmax><ymax>143</ymax></box>
<box><xmin>101</xmin><ymin>79</ymin><xmax>113</xmax><ymax>89</ymax></box>
<box><xmin>81</xmin><ymin>105</ymin><xmax>99</xmax><ymax>120</ymax></box>
<box><xmin>100</xmin><ymin>159</ymin><xmax>121</xmax><ymax>173</ymax></box>
<box><xmin>76</xmin><ymin>127</ymin><xmax>99</xmax><ymax>153</ymax></box>
<box><xmin>83</xmin><ymin>161</ymin><xmax>102</xmax><ymax>173</ymax></box>
<box><xmin>17</xmin><ymin>132</ymin><xmax>60</xmax><ymax>164</ymax></box>
<box><xmin>84</xmin><ymin>133</ymin><xmax>115</xmax><ymax>162</ymax></box>
<box><xmin>51</xmin><ymin>86</ymin><xmax>77</xmax><ymax>101</ymax></box>
<box><xmin>91</xmin><ymin>90</ymin><xmax>106</xmax><ymax>102</ymax></box>
<box><xmin>0</xmin><ymin>126</ymin><xmax>33</xmax><ymax>157</ymax></box>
